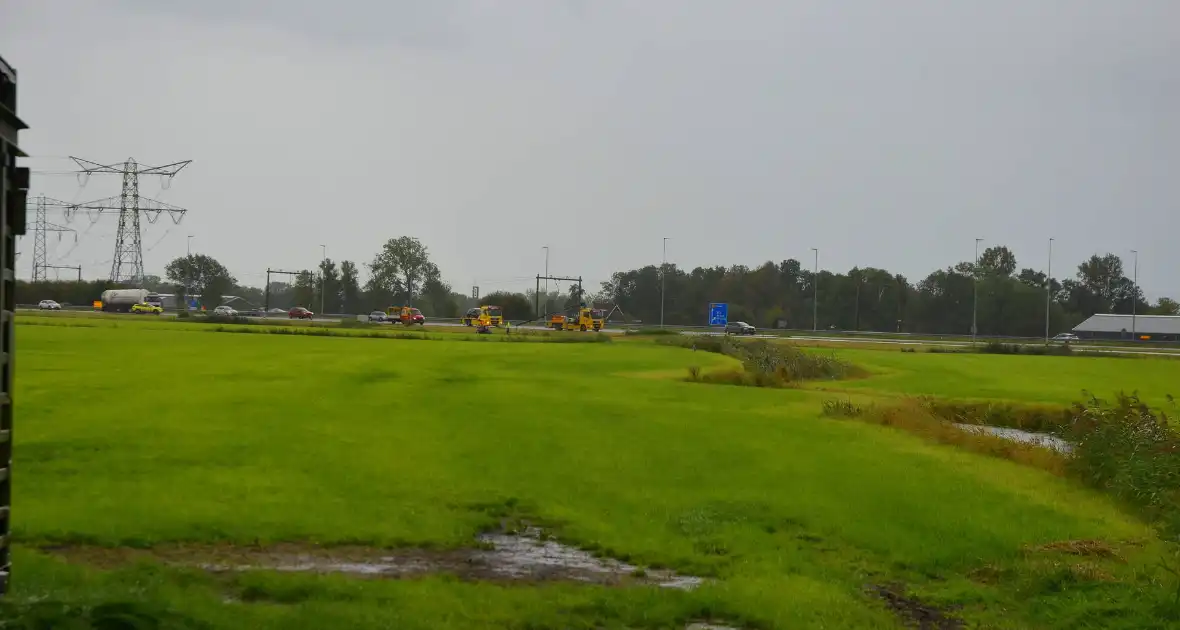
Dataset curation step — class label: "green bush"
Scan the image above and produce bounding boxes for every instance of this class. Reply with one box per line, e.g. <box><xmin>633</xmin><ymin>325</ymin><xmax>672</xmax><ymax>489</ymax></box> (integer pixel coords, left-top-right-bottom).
<box><xmin>659</xmin><ymin>336</ymin><xmax>860</xmax><ymax>386</ymax></box>
<box><xmin>1061</xmin><ymin>393</ymin><xmax>1180</xmax><ymax>536</ymax></box>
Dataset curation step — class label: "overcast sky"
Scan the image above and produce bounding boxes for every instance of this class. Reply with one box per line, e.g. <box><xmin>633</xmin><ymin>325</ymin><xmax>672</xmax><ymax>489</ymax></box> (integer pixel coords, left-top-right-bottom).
<box><xmin>3</xmin><ymin>0</ymin><xmax>1177</xmax><ymax>297</ymax></box>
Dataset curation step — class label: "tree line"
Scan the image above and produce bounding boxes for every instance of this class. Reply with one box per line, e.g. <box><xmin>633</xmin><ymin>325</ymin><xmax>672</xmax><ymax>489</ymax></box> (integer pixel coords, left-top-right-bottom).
<box><xmin>599</xmin><ymin>246</ymin><xmax>1176</xmax><ymax>336</ymax></box>
<box><xmin>17</xmin><ymin>238</ymin><xmax>1177</xmax><ymax>337</ymax></box>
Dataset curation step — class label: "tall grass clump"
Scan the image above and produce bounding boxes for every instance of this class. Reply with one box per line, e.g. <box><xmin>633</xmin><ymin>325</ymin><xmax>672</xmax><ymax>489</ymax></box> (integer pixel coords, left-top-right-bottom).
<box><xmin>1061</xmin><ymin>393</ymin><xmax>1180</xmax><ymax>536</ymax></box>
<box><xmin>659</xmin><ymin>336</ymin><xmax>861</xmax><ymax>386</ymax></box>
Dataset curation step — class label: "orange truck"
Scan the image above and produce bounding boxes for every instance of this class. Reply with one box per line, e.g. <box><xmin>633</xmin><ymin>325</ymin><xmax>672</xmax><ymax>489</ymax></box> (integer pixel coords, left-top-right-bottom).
<box><xmin>385</xmin><ymin>306</ymin><xmax>426</xmax><ymax>325</ymax></box>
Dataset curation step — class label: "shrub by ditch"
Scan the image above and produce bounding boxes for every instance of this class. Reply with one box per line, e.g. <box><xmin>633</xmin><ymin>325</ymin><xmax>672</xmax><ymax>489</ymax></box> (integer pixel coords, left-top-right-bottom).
<box><xmin>660</xmin><ymin>336</ymin><xmax>860</xmax><ymax>386</ymax></box>
<box><xmin>1061</xmin><ymin>393</ymin><xmax>1180</xmax><ymax>537</ymax></box>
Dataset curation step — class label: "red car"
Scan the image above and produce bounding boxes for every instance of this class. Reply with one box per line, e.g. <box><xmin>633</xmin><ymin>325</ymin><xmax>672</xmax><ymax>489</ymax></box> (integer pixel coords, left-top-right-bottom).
<box><xmin>288</xmin><ymin>306</ymin><xmax>314</xmax><ymax>320</ymax></box>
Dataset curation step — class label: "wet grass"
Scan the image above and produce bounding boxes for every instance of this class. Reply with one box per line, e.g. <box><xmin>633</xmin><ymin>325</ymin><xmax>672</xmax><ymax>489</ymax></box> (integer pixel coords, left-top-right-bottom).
<box><xmin>9</xmin><ymin>320</ymin><xmax>1179</xmax><ymax>628</ymax></box>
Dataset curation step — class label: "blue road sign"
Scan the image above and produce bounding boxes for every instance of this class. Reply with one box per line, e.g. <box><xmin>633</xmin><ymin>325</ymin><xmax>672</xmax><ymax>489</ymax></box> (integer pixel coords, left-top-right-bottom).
<box><xmin>708</xmin><ymin>303</ymin><xmax>728</xmax><ymax>326</ymax></box>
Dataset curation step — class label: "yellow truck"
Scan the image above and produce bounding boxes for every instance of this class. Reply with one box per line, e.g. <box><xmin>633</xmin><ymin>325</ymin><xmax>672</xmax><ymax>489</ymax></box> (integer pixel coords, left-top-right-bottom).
<box><xmin>463</xmin><ymin>305</ymin><xmax>503</xmax><ymax>327</ymax></box>
<box><xmin>549</xmin><ymin>307</ymin><xmax>605</xmax><ymax>332</ymax></box>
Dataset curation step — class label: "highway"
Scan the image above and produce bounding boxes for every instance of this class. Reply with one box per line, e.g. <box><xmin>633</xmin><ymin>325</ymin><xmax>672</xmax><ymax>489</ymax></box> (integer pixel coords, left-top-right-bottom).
<box><xmin>18</xmin><ymin>308</ymin><xmax>1178</xmax><ymax>356</ymax></box>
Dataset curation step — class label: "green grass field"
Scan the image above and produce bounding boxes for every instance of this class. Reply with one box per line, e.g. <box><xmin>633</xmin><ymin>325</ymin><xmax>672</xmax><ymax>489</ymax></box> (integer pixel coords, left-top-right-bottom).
<box><xmin>8</xmin><ymin>317</ymin><xmax>1179</xmax><ymax>629</ymax></box>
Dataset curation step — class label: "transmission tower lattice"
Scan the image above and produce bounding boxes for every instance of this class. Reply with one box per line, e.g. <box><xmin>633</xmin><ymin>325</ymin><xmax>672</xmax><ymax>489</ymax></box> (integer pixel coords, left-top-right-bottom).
<box><xmin>69</xmin><ymin>157</ymin><xmax>191</xmax><ymax>286</ymax></box>
<box><xmin>29</xmin><ymin>195</ymin><xmax>76</xmax><ymax>282</ymax></box>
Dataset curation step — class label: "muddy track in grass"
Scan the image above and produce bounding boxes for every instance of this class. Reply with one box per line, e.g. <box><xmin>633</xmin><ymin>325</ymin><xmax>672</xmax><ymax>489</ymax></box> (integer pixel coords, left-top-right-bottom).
<box><xmin>37</xmin><ymin>526</ymin><xmax>705</xmax><ymax>590</ymax></box>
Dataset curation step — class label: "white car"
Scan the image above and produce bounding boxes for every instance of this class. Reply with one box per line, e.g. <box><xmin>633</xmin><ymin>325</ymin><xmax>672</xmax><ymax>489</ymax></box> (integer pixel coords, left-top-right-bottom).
<box><xmin>1051</xmin><ymin>333</ymin><xmax>1079</xmax><ymax>343</ymax></box>
<box><xmin>38</xmin><ymin>300</ymin><xmax>61</xmax><ymax>310</ymax></box>
<box><xmin>368</xmin><ymin>311</ymin><xmax>388</xmax><ymax>323</ymax></box>
<box><xmin>213</xmin><ymin>305</ymin><xmax>238</xmax><ymax>317</ymax></box>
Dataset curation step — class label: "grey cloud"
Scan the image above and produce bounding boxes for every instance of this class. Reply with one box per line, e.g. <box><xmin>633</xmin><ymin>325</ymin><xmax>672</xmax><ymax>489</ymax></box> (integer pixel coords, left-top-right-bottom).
<box><xmin>3</xmin><ymin>0</ymin><xmax>1178</xmax><ymax>298</ymax></box>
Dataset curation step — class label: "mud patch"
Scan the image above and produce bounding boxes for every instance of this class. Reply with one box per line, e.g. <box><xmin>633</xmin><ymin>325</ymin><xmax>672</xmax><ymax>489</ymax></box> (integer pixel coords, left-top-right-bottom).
<box><xmin>39</xmin><ymin>527</ymin><xmax>705</xmax><ymax>590</ymax></box>
<box><xmin>868</xmin><ymin>583</ymin><xmax>963</xmax><ymax>630</ymax></box>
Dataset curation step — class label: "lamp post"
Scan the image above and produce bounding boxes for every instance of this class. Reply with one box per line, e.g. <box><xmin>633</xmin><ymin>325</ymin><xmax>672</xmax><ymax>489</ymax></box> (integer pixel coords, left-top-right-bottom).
<box><xmin>542</xmin><ymin>246</ymin><xmax>549</xmax><ymax>303</ymax></box>
<box><xmin>972</xmin><ymin>238</ymin><xmax>982</xmax><ymax>345</ymax></box>
<box><xmin>319</xmin><ymin>244</ymin><xmax>326</xmax><ymax>315</ymax></box>
<box><xmin>1131</xmin><ymin>249</ymin><xmax>1138</xmax><ymax>341</ymax></box>
<box><xmin>660</xmin><ymin>238</ymin><xmax>669</xmax><ymax>328</ymax></box>
<box><xmin>810</xmin><ymin>248</ymin><xmax>819</xmax><ymax>331</ymax></box>
<box><xmin>1045</xmin><ymin>238</ymin><xmax>1053</xmax><ymax>343</ymax></box>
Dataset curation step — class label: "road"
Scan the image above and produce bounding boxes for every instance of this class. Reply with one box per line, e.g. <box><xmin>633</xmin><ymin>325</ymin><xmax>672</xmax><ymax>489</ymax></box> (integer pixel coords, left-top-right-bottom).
<box><xmin>19</xmin><ymin>308</ymin><xmax>1178</xmax><ymax>356</ymax></box>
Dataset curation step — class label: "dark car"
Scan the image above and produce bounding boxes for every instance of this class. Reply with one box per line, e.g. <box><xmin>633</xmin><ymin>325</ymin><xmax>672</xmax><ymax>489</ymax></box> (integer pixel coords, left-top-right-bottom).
<box><xmin>289</xmin><ymin>307</ymin><xmax>314</xmax><ymax>320</ymax></box>
<box><xmin>724</xmin><ymin>321</ymin><xmax>756</xmax><ymax>335</ymax></box>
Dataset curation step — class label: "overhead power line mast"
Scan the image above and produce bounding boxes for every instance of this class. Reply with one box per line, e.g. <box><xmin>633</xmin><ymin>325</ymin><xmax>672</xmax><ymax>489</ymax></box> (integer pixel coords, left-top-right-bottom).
<box><xmin>534</xmin><ymin>274</ymin><xmax>583</xmax><ymax>318</ymax></box>
<box><xmin>27</xmin><ymin>195</ymin><xmax>75</xmax><ymax>281</ymax></box>
<box><xmin>264</xmin><ymin>268</ymin><xmax>302</xmax><ymax>312</ymax></box>
<box><xmin>68</xmin><ymin>157</ymin><xmax>190</xmax><ymax>286</ymax></box>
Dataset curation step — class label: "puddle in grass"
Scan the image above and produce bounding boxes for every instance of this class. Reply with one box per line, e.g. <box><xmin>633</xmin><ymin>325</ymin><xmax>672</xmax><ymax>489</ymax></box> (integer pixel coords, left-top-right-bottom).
<box><xmin>953</xmin><ymin>423</ymin><xmax>1072</xmax><ymax>453</ymax></box>
<box><xmin>476</xmin><ymin>527</ymin><xmax>703</xmax><ymax>589</ymax></box>
<box><xmin>43</xmin><ymin>526</ymin><xmax>705</xmax><ymax>590</ymax></box>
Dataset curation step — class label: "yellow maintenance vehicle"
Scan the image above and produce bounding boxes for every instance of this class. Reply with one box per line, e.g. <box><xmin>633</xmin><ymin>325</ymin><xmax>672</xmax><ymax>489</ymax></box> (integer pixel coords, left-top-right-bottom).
<box><xmin>462</xmin><ymin>305</ymin><xmax>503</xmax><ymax>327</ymax></box>
<box><xmin>549</xmin><ymin>306</ymin><xmax>605</xmax><ymax>332</ymax></box>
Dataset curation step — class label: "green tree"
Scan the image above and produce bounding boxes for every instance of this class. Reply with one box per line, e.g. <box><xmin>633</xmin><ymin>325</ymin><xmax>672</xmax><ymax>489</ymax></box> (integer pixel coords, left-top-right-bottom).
<box><xmin>164</xmin><ymin>254</ymin><xmax>236</xmax><ymax>310</ymax></box>
<box><xmin>480</xmin><ymin>291</ymin><xmax>533</xmax><ymax>320</ymax></box>
<box><xmin>316</xmin><ymin>258</ymin><xmax>342</xmax><ymax>314</ymax></box>
<box><xmin>420</xmin><ymin>276</ymin><xmax>458</xmax><ymax>317</ymax></box>
<box><xmin>340</xmin><ymin>260</ymin><xmax>362</xmax><ymax>314</ymax></box>
<box><xmin>977</xmin><ymin>246</ymin><xmax>1017</xmax><ymax>277</ymax></box>
<box><xmin>367</xmin><ymin>236</ymin><xmax>440</xmax><ymax>306</ymax></box>
<box><xmin>1151</xmin><ymin>297</ymin><xmax>1180</xmax><ymax>315</ymax></box>
<box><xmin>293</xmin><ymin>270</ymin><xmax>316</xmax><ymax>309</ymax></box>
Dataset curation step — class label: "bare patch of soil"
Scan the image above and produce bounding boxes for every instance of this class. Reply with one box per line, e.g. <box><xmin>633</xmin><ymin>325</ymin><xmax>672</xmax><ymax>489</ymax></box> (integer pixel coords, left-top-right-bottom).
<box><xmin>868</xmin><ymin>583</ymin><xmax>964</xmax><ymax>630</ymax></box>
<box><xmin>38</xmin><ymin>527</ymin><xmax>704</xmax><ymax>590</ymax></box>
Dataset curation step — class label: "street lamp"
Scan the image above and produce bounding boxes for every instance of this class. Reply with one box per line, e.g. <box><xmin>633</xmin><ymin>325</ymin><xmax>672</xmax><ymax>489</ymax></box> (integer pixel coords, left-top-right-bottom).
<box><xmin>810</xmin><ymin>248</ymin><xmax>819</xmax><ymax>331</ymax></box>
<box><xmin>1131</xmin><ymin>249</ymin><xmax>1139</xmax><ymax>341</ymax></box>
<box><xmin>972</xmin><ymin>238</ymin><xmax>982</xmax><ymax>345</ymax></box>
<box><xmin>1044</xmin><ymin>238</ymin><xmax>1053</xmax><ymax>343</ymax></box>
<box><xmin>542</xmin><ymin>246</ymin><xmax>549</xmax><ymax>299</ymax></box>
<box><xmin>660</xmin><ymin>238</ymin><xmax>669</xmax><ymax>328</ymax></box>
<box><xmin>320</xmin><ymin>244</ymin><xmax>327</xmax><ymax>315</ymax></box>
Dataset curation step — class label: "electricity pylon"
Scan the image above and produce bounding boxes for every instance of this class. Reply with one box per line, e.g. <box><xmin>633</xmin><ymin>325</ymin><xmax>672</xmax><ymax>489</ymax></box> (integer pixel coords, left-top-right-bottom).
<box><xmin>28</xmin><ymin>195</ymin><xmax>75</xmax><ymax>282</ymax></box>
<box><xmin>69</xmin><ymin>157</ymin><xmax>190</xmax><ymax>286</ymax></box>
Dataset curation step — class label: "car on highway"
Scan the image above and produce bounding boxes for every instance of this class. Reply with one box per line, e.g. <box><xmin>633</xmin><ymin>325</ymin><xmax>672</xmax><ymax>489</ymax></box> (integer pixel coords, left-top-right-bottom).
<box><xmin>724</xmin><ymin>321</ymin><xmax>757</xmax><ymax>335</ymax></box>
<box><xmin>37</xmin><ymin>300</ymin><xmax>61</xmax><ymax>310</ymax></box>
<box><xmin>130</xmin><ymin>302</ymin><xmax>163</xmax><ymax>315</ymax></box>
<box><xmin>213</xmin><ymin>305</ymin><xmax>238</xmax><ymax>317</ymax></box>
<box><xmin>1051</xmin><ymin>332</ymin><xmax>1080</xmax><ymax>343</ymax></box>
<box><xmin>288</xmin><ymin>306</ymin><xmax>314</xmax><ymax>320</ymax></box>
<box><xmin>368</xmin><ymin>311</ymin><xmax>387</xmax><ymax>323</ymax></box>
